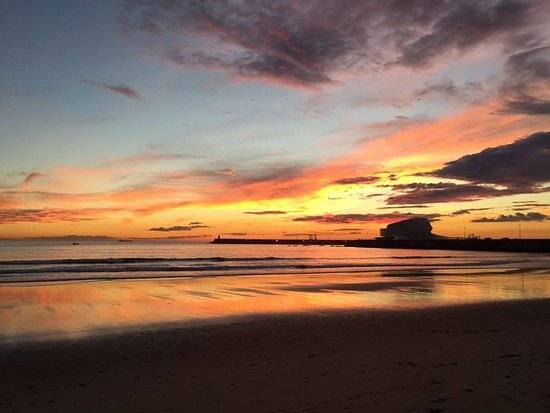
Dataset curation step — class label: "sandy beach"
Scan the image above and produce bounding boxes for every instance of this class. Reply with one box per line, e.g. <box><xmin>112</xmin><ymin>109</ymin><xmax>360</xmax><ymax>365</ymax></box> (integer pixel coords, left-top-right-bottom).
<box><xmin>2</xmin><ymin>298</ymin><xmax>550</xmax><ymax>412</ymax></box>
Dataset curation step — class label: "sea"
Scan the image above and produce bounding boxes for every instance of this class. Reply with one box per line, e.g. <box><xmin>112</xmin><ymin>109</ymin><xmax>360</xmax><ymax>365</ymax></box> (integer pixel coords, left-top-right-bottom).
<box><xmin>1</xmin><ymin>239</ymin><xmax>549</xmax><ymax>342</ymax></box>
<box><xmin>1</xmin><ymin>239</ymin><xmax>549</xmax><ymax>283</ymax></box>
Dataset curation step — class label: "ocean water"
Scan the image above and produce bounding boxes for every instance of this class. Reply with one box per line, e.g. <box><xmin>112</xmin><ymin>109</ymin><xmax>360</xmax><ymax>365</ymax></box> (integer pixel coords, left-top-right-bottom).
<box><xmin>1</xmin><ymin>239</ymin><xmax>548</xmax><ymax>283</ymax></box>
<box><xmin>1</xmin><ymin>240</ymin><xmax>549</xmax><ymax>342</ymax></box>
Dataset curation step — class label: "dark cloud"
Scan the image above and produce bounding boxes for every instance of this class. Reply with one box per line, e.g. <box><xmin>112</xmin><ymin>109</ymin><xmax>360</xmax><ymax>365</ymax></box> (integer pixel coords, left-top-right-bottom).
<box><xmin>22</xmin><ymin>172</ymin><xmax>46</xmax><ymax>185</ymax></box>
<box><xmin>293</xmin><ymin>212</ymin><xmax>441</xmax><ymax>224</ymax></box>
<box><xmin>416</xmin><ymin>78</ymin><xmax>483</xmax><ymax>98</ymax></box>
<box><xmin>142</xmin><ymin>234</ymin><xmax>211</xmax><ymax>239</ymax></box>
<box><xmin>149</xmin><ymin>225</ymin><xmax>194</xmax><ymax>232</ymax></box>
<box><xmin>386</xmin><ymin>182</ymin><xmax>508</xmax><ymax>205</ymax></box>
<box><xmin>0</xmin><ymin>208</ymin><xmax>118</xmax><ymax>223</ymax></box>
<box><xmin>499</xmin><ymin>45</ymin><xmax>550</xmax><ymax>115</ymax></box>
<box><xmin>224</xmin><ymin>232</ymin><xmax>247</xmax><ymax>236</ymax></box>
<box><xmin>333</xmin><ymin>176</ymin><xmax>379</xmax><ymax>185</ymax></box>
<box><xmin>332</xmin><ymin>228</ymin><xmax>364</xmax><ymax>232</ymax></box>
<box><xmin>395</xmin><ymin>0</ymin><xmax>531</xmax><ymax>68</ymax></box>
<box><xmin>472</xmin><ymin>212</ymin><xmax>548</xmax><ymax>222</ymax></box>
<box><xmin>378</xmin><ymin>205</ymin><xmax>429</xmax><ymax>209</ymax></box>
<box><xmin>360</xmin><ymin>193</ymin><xmax>386</xmax><ymax>199</ymax></box>
<box><xmin>451</xmin><ymin>207</ymin><xmax>492</xmax><ymax>215</ymax></box>
<box><xmin>244</xmin><ymin>210</ymin><xmax>288</xmax><ymax>215</ymax></box>
<box><xmin>410</xmin><ymin>78</ymin><xmax>484</xmax><ymax>104</ymax></box>
<box><xmin>149</xmin><ymin>223</ymin><xmax>210</xmax><ymax>231</ymax></box>
<box><xmin>189</xmin><ymin>223</ymin><xmax>210</xmax><ymax>229</ymax></box>
<box><xmin>433</xmin><ymin>131</ymin><xmax>550</xmax><ymax>190</ymax></box>
<box><xmin>122</xmin><ymin>0</ymin><xmax>542</xmax><ymax>87</ymax></box>
<box><xmin>84</xmin><ymin>79</ymin><xmax>142</xmax><ymax>101</ymax></box>
<box><xmin>388</xmin><ymin>132</ymin><xmax>550</xmax><ymax>204</ymax></box>
<box><xmin>504</xmin><ymin>100</ymin><xmax>550</xmax><ymax>115</ymax></box>
<box><xmin>218</xmin><ymin>169</ymin><xmax>236</xmax><ymax>177</ymax></box>
<box><xmin>233</xmin><ymin>163</ymin><xmax>309</xmax><ymax>186</ymax></box>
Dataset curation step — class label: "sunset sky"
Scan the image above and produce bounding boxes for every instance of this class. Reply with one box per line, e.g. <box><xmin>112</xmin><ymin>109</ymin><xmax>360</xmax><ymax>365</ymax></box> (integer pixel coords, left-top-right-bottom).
<box><xmin>1</xmin><ymin>0</ymin><xmax>549</xmax><ymax>239</ymax></box>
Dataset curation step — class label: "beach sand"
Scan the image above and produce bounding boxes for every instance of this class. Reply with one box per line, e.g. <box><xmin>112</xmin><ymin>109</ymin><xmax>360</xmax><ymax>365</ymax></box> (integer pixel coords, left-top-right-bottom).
<box><xmin>1</xmin><ymin>299</ymin><xmax>550</xmax><ymax>412</ymax></box>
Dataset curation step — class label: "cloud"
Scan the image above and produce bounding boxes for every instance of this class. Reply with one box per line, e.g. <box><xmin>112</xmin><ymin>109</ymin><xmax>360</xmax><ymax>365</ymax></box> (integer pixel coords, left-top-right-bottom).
<box><xmin>100</xmin><ymin>149</ymin><xmax>197</xmax><ymax>167</ymax></box>
<box><xmin>218</xmin><ymin>169</ymin><xmax>236</xmax><ymax>177</ymax></box>
<box><xmin>360</xmin><ymin>193</ymin><xmax>386</xmax><ymax>199</ymax></box>
<box><xmin>394</xmin><ymin>0</ymin><xmax>533</xmax><ymax>68</ymax></box>
<box><xmin>332</xmin><ymin>176</ymin><xmax>379</xmax><ymax>185</ymax></box>
<box><xmin>199</xmin><ymin>161</ymin><xmax>330</xmax><ymax>203</ymax></box>
<box><xmin>224</xmin><ymin>232</ymin><xmax>247</xmax><ymax>236</ymax></box>
<box><xmin>22</xmin><ymin>172</ymin><xmax>46</xmax><ymax>185</ymax></box>
<box><xmin>472</xmin><ymin>212</ymin><xmax>548</xmax><ymax>222</ymax></box>
<box><xmin>433</xmin><ymin>131</ymin><xmax>550</xmax><ymax>190</ymax></box>
<box><xmin>84</xmin><ymin>79</ymin><xmax>142</xmax><ymax>101</ymax></box>
<box><xmin>0</xmin><ymin>208</ymin><xmax>120</xmax><ymax>223</ymax></box>
<box><xmin>293</xmin><ymin>212</ymin><xmax>441</xmax><ymax>224</ymax></box>
<box><xmin>149</xmin><ymin>222</ymin><xmax>210</xmax><ymax>231</ymax></box>
<box><xmin>133</xmin><ymin>200</ymin><xmax>192</xmax><ymax>215</ymax></box>
<box><xmin>349</xmin><ymin>98</ymin><xmax>550</xmax><ymax>175</ymax></box>
<box><xmin>149</xmin><ymin>225</ymin><xmax>193</xmax><ymax>232</ymax></box>
<box><xmin>386</xmin><ymin>182</ymin><xmax>508</xmax><ymax>204</ymax></box>
<box><xmin>244</xmin><ymin>210</ymin><xmax>288</xmax><ymax>215</ymax></box>
<box><xmin>358</xmin><ymin>116</ymin><xmax>427</xmax><ymax>134</ymax></box>
<box><xmin>499</xmin><ymin>45</ymin><xmax>550</xmax><ymax>115</ymax></box>
<box><xmin>378</xmin><ymin>205</ymin><xmax>429</xmax><ymax>209</ymax></box>
<box><xmin>409</xmin><ymin>78</ymin><xmax>484</xmax><ymax>104</ymax></box>
<box><xmin>140</xmin><ymin>234</ymin><xmax>211</xmax><ymax>239</ymax></box>
<box><xmin>452</xmin><ymin>207</ymin><xmax>492</xmax><ymax>215</ymax></box>
<box><xmin>122</xmin><ymin>0</ymin><xmax>542</xmax><ymax>87</ymax></box>
<box><xmin>386</xmin><ymin>131</ymin><xmax>550</xmax><ymax>204</ymax></box>
<box><xmin>233</xmin><ymin>163</ymin><xmax>309</xmax><ymax>186</ymax></box>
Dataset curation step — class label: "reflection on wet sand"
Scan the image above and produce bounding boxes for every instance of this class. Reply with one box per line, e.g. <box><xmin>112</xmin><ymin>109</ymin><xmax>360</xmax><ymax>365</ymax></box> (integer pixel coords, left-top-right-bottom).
<box><xmin>1</xmin><ymin>270</ymin><xmax>549</xmax><ymax>343</ymax></box>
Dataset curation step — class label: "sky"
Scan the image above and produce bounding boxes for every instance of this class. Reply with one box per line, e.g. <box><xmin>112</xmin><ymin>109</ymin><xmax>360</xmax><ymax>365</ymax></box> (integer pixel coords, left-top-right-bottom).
<box><xmin>0</xmin><ymin>0</ymin><xmax>549</xmax><ymax>240</ymax></box>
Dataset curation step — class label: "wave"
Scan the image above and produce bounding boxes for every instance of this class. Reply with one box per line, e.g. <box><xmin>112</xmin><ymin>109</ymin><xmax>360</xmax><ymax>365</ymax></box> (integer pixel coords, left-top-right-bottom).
<box><xmin>0</xmin><ymin>259</ymin><xmax>530</xmax><ymax>276</ymax></box>
<box><xmin>0</xmin><ymin>256</ymin><xmax>287</xmax><ymax>266</ymax></box>
<box><xmin>0</xmin><ymin>254</ymin><xmax>494</xmax><ymax>266</ymax></box>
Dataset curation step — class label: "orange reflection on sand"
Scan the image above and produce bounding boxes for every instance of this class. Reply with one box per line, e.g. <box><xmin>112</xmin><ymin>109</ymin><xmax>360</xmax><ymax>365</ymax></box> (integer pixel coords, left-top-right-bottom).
<box><xmin>1</xmin><ymin>271</ymin><xmax>549</xmax><ymax>342</ymax></box>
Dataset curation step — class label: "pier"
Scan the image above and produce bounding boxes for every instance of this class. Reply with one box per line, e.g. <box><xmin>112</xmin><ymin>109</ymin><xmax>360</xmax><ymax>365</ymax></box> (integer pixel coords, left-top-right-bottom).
<box><xmin>211</xmin><ymin>237</ymin><xmax>550</xmax><ymax>253</ymax></box>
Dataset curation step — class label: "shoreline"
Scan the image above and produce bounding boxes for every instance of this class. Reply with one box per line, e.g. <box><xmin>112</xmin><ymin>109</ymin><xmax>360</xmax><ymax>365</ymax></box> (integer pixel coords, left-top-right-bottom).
<box><xmin>2</xmin><ymin>299</ymin><xmax>550</xmax><ymax>412</ymax></box>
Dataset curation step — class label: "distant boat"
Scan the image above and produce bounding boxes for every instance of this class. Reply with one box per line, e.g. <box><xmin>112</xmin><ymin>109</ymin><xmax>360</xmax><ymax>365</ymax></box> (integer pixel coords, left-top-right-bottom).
<box><xmin>72</xmin><ymin>242</ymin><xmax>80</xmax><ymax>245</ymax></box>
<box><xmin>118</xmin><ymin>239</ymin><xmax>133</xmax><ymax>243</ymax></box>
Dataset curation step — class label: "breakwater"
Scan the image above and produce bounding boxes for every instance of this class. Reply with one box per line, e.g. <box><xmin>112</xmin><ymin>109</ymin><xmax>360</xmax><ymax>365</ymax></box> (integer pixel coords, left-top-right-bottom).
<box><xmin>211</xmin><ymin>237</ymin><xmax>550</xmax><ymax>253</ymax></box>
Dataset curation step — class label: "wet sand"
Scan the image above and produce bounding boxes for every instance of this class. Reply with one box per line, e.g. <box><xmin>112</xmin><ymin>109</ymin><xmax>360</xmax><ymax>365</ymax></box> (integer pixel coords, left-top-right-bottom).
<box><xmin>1</xmin><ymin>299</ymin><xmax>550</xmax><ymax>412</ymax></box>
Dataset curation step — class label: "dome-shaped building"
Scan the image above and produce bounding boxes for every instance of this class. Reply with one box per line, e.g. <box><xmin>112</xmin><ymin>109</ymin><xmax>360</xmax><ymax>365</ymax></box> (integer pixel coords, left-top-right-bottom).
<box><xmin>379</xmin><ymin>217</ymin><xmax>442</xmax><ymax>240</ymax></box>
